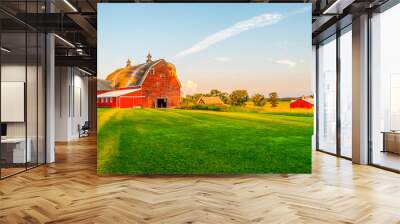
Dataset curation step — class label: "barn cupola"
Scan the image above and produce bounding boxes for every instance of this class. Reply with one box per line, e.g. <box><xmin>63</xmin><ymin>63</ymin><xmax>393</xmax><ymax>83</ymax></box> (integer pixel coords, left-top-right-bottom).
<box><xmin>146</xmin><ymin>52</ymin><xmax>152</xmax><ymax>63</ymax></box>
<box><xmin>126</xmin><ymin>58</ymin><xmax>132</xmax><ymax>67</ymax></box>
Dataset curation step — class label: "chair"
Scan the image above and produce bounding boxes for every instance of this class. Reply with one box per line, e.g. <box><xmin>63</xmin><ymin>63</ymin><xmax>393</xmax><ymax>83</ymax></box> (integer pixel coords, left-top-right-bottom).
<box><xmin>79</xmin><ymin>121</ymin><xmax>90</xmax><ymax>138</ymax></box>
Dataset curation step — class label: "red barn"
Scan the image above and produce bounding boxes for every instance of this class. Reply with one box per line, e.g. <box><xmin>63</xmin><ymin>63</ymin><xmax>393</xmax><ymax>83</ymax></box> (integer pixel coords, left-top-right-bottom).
<box><xmin>290</xmin><ymin>96</ymin><xmax>314</xmax><ymax>109</ymax></box>
<box><xmin>97</xmin><ymin>54</ymin><xmax>181</xmax><ymax>108</ymax></box>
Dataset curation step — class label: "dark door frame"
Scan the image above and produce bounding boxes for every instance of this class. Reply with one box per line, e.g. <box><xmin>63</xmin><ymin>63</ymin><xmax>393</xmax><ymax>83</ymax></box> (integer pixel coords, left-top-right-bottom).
<box><xmin>156</xmin><ymin>97</ymin><xmax>168</xmax><ymax>108</ymax></box>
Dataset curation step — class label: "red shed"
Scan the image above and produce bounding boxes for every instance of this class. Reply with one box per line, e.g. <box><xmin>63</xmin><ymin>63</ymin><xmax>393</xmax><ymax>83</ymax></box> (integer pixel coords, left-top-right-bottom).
<box><xmin>290</xmin><ymin>97</ymin><xmax>314</xmax><ymax>109</ymax></box>
<box><xmin>97</xmin><ymin>54</ymin><xmax>181</xmax><ymax>108</ymax></box>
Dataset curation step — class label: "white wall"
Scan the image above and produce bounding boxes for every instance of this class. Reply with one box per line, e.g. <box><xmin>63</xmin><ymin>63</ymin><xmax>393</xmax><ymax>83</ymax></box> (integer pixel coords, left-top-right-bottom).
<box><xmin>1</xmin><ymin>63</ymin><xmax>46</xmax><ymax>164</ymax></box>
<box><xmin>352</xmin><ymin>14</ymin><xmax>369</xmax><ymax>164</ymax></box>
<box><xmin>46</xmin><ymin>33</ymin><xmax>55</xmax><ymax>163</ymax></box>
<box><xmin>1</xmin><ymin>65</ymin><xmax>26</xmax><ymax>134</ymax></box>
<box><xmin>55</xmin><ymin>67</ymin><xmax>89</xmax><ymax>141</ymax></box>
<box><xmin>55</xmin><ymin>67</ymin><xmax>70</xmax><ymax>141</ymax></box>
<box><xmin>1</xmin><ymin>65</ymin><xmax>39</xmax><ymax>137</ymax></box>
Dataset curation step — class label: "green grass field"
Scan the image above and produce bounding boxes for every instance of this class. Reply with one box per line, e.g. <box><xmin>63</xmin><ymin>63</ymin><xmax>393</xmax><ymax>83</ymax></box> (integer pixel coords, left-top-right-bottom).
<box><xmin>97</xmin><ymin>108</ymin><xmax>313</xmax><ymax>174</ymax></box>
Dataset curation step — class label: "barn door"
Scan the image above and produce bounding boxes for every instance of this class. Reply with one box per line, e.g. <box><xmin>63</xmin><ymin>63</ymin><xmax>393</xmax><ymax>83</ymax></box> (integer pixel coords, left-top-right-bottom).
<box><xmin>157</xmin><ymin>98</ymin><xmax>167</xmax><ymax>108</ymax></box>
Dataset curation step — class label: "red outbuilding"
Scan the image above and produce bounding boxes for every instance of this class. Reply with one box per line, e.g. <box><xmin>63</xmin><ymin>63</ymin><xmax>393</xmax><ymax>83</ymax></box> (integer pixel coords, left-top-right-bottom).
<box><xmin>290</xmin><ymin>96</ymin><xmax>314</xmax><ymax>109</ymax></box>
<box><xmin>97</xmin><ymin>54</ymin><xmax>181</xmax><ymax>108</ymax></box>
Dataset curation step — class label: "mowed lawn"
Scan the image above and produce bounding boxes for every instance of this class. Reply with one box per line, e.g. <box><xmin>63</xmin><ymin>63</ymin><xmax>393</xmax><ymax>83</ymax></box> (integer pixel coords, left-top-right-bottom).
<box><xmin>97</xmin><ymin>108</ymin><xmax>313</xmax><ymax>174</ymax></box>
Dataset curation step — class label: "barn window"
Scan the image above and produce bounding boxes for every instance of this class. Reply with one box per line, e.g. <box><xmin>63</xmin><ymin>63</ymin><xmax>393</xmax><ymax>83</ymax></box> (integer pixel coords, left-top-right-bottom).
<box><xmin>110</xmin><ymin>97</ymin><xmax>113</xmax><ymax>103</ymax></box>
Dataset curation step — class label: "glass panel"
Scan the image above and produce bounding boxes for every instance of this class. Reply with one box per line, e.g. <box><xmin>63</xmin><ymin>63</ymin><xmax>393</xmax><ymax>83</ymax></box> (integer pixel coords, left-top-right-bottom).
<box><xmin>312</xmin><ymin>45</ymin><xmax>317</xmax><ymax>150</ymax></box>
<box><xmin>318</xmin><ymin>36</ymin><xmax>337</xmax><ymax>154</ymax></box>
<box><xmin>38</xmin><ymin>32</ymin><xmax>45</xmax><ymax>165</ymax></box>
<box><xmin>0</xmin><ymin>1</ymin><xmax>46</xmax><ymax>179</ymax></box>
<box><xmin>340</xmin><ymin>28</ymin><xmax>352</xmax><ymax>158</ymax></box>
<box><xmin>26</xmin><ymin>0</ymin><xmax>39</xmax><ymax>169</ymax></box>
<box><xmin>27</xmin><ymin>31</ymin><xmax>38</xmax><ymax>169</ymax></box>
<box><xmin>1</xmin><ymin>31</ymin><xmax>27</xmax><ymax>177</ymax></box>
<box><xmin>371</xmin><ymin>4</ymin><xmax>400</xmax><ymax>171</ymax></box>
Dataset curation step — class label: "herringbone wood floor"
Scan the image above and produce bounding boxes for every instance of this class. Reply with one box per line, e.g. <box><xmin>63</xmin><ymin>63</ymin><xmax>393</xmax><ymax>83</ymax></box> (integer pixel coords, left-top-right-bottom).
<box><xmin>1</xmin><ymin>136</ymin><xmax>400</xmax><ymax>224</ymax></box>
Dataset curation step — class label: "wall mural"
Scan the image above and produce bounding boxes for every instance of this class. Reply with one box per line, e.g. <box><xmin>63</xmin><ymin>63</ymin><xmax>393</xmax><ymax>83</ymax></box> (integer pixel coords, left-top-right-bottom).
<box><xmin>97</xmin><ymin>3</ymin><xmax>313</xmax><ymax>174</ymax></box>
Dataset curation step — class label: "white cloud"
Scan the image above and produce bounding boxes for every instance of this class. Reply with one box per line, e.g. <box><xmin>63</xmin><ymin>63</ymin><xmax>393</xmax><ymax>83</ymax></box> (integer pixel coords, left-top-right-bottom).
<box><xmin>274</xmin><ymin>59</ymin><xmax>297</xmax><ymax>67</ymax></box>
<box><xmin>182</xmin><ymin>80</ymin><xmax>198</xmax><ymax>95</ymax></box>
<box><xmin>214</xmin><ymin>57</ymin><xmax>230</xmax><ymax>62</ymax></box>
<box><xmin>290</xmin><ymin>6</ymin><xmax>310</xmax><ymax>15</ymax></box>
<box><xmin>174</xmin><ymin>12</ymin><xmax>283</xmax><ymax>59</ymax></box>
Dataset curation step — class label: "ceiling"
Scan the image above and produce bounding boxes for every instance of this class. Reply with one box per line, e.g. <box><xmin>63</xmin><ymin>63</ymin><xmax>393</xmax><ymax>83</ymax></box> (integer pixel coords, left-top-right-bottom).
<box><xmin>0</xmin><ymin>0</ymin><xmax>392</xmax><ymax>74</ymax></box>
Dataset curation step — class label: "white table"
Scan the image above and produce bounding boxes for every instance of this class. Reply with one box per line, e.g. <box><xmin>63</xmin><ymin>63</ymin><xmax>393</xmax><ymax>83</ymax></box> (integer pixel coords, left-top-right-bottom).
<box><xmin>1</xmin><ymin>138</ymin><xmax>31</xmax><ymax>163</ymax></box>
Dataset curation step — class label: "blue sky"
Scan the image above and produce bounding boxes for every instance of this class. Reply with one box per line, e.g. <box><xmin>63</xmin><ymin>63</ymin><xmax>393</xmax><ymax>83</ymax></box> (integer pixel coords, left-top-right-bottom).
<box><xmin>98</xmin><ymin>3</ymin><xmax>312</xmax><ymax>97</ymax></box>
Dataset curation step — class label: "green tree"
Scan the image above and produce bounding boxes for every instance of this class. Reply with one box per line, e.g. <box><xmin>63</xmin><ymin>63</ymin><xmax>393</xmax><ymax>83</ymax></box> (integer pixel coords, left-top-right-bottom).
<box><xmin>220</xmin><ymin>92</ymin><xmax>231</xmax><ymax>104</ymax></box>
<box><xmin>251</xmin><ymin>93</ymin><xmax>266</xmax><ymax>107</ymax></box>
<box><xmin>229</xmin><ymin>90</ymin><xmax>249</xmax><ymax>106</ymax></box>
<box><xmin>209</xmin><ymin>89</ymin><xmax>231</xmax><ymax>104</ymax></box>
<box><xmin>210</xmin><ymin>89</ymin><xmax>222</xmax><ymax>96</ymax></box>
<box><xmin>269</xmin><ymin>92</ymin><xmax>279</xmax><ymax>107</ymax></box>
<box><xmin>182</xmin><ymin>93</ymin><xmax>203</xmax><ymax>105</ymax></box>
<box><xmin>192</xmin><ymin>93</ymin><xmax>203</xmax><ymax>102</ymax></box>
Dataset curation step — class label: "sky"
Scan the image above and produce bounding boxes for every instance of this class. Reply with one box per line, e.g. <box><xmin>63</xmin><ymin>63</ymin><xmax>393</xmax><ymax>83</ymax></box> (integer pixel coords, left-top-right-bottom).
<box><xmin>98</xmin><ymin>3</ymin><xmax>312</xmax><ymax>97</ymax></box>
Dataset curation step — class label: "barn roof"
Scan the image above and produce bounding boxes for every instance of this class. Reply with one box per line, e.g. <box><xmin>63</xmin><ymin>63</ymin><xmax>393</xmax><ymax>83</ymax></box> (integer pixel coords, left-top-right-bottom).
<box><xmin>97</xmin><ymin>79</ymin><xmax>113</xmax><ymax>91</ymax></box>
<box><xmin>291</xmin><ymin>97</ymin><xmax>314</xmax><ymax>105</ymax></box>
<box><xmin>303</xmin><ymin>97</ymin><xmax>314</xmax><ymax>104</ymax></box>
<box><xmin>197</xmin><ymin>96</ymin><xmax>224</xmax><ymax>105</ymax></box>
<box><xmin>97</xmin><ymin>88</ymin><xmax>141</xmax><ymax>98</ymax></box>
<box><xmin>104</xmin><ymin>57</ymin><xmax>180</xmax><ymax>89</ymax></box>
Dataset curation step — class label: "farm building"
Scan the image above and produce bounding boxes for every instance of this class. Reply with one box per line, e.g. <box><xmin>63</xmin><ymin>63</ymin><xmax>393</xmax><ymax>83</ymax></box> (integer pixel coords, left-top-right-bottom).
<box><xmin>97</xmin><ymin>54</ymin><xmax>181</xmax><ymax>108</ymax></box>
<box><xmin>290</xmin><ymin>96</ymin><xmax>314</xmax><ymax>109</ymax></box>
<box><xmin>196</xmin><ymin>96</ymin><xmax>225</xmax><ymax>106</ymax></box>
<box><xmin>97</xmin><ymin>79</ymin><xmax>113</xmax><ymax>95</ymax></box>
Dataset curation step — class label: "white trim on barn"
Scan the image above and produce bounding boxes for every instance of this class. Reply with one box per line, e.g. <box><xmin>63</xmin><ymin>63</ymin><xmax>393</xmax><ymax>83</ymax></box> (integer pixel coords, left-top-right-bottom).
<box><xmin>97</xmin><ymin>88</ymin><xmax>142</xmax><ymax>98</ymax></box>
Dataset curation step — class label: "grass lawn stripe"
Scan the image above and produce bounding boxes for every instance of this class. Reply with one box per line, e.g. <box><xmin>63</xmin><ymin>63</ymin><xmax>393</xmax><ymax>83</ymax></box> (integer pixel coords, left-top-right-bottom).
<box><xmin>97</xmin><ymin>109</ymin><xmax>312</xmax><ymax>174</ymax></box>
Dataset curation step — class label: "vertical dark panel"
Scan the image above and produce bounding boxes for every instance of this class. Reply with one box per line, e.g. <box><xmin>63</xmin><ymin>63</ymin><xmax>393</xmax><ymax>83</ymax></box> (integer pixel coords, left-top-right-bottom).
<box><xmin>36</xmin><ymin>0</ymin><xmax>39</xmax><ymax>167</ymax></box>
<box><xmin>336</xmin><ymin>29</ymin><xmax>341</xmax><ymax>157</ymax></box>
<box><xmin>60</xmin><ymin>67</ymin><xmax>62</xmax><ymax>117</ymax></box>
<box><xmin>44</xmin><ymin>32</ymin><xmax>47</xmax><ymax>164</ymax></box>
<box><xmin>315</xmin><ymin>44</ymin><xmax>320</xmax><ymax>150</ymax></box>
<box><xmin>25</xmin><ymin>0</ymin><xmax>28</xmax><ymax>171</ymax></box>
<box><xmin>367</xmin><ymin>11</ymin><xmax>373</xmax><ymax>165</ymax></box>
<box><xmin>44</xmin><ymin>0</ymin><xmax>48</xmax><ymax>164</ymax></box>
<box><xmin>73</xmin><ymin>68</ymin><xmax>75</xmax><ymax>118</ymax></box>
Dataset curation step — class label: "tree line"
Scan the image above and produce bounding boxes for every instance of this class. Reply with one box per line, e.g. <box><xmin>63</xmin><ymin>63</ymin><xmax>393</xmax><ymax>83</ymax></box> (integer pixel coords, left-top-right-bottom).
<box><xmin>183</xmin><ymin>89</ymin><xmax>280</xmax><ymax>107</ymax></box>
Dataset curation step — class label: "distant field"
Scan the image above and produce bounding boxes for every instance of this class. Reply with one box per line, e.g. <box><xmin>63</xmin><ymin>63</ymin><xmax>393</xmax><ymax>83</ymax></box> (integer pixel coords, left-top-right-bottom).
<box><xmin>97</xmin><ymin>108</ymin><xmax>313</xmax><ymax>174</ymax></box>
<box><xmin>250</xmin><ymin>101</ymin><xmax>313</xmax><ymax>115</ymax></box>
<box><xmin>181</xmin><ymin>101</ymin><xmax>314</xmax><ymax>116</ymax></box>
